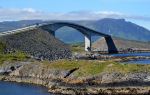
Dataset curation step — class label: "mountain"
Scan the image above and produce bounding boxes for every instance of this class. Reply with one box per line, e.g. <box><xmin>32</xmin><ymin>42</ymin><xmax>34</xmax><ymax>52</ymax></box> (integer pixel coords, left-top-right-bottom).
<box><xmin>88</xmin><ymin>18</ymin><xmax>150</xmax><ymax>42</ymax></box>
<box><xmin>61</xmin><ymin>18</ymin><xmax>150</xmax><ymax>43</ymax></box>
<box><xmin>0</xmin><ymin>18</ymin><xmax>150</xmax><ymax>43</ymax></box>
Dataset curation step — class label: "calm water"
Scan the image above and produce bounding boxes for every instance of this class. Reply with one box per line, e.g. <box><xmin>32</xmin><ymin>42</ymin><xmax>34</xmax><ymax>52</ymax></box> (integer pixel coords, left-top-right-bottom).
<box><xmin>111</xmin><ymin>52</ymin><xmax>150</xmax><ymax>57</ymax></box>
<box><xmin>112</xmin><ymin>52</ymin><xmax>150</xmax><ymax>64</ymax></box>
<box><xmin>124</xmin><ymin>59</ymin><xmax>150</xmax><ymax>64</ymax></box>
<box><xmin>0</xmin><ymin>81</ymin><xmax>52</xmax><ymax>95</ymax></box>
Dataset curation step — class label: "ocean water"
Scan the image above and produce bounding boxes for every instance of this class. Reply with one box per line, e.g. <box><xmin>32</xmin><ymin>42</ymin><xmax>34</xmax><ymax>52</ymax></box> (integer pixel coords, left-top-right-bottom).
<box><xmin>111</xmin><ymin>52</ymin><xmax>150</xmax><ymax>57</ymax></box>
<box><xmin>0</xmin><ymin>81</ymin><xmax>52</xmax><ymax>95</ymax></box>
<box><xmin>111</xmin><ymin>52</ymin><xmax>150</xmax><ymax>64</ymax></box>
<box><xmin>123</xmin><ymin>59</ymin><xmax>150</xmax><ymax>64</ymax></box>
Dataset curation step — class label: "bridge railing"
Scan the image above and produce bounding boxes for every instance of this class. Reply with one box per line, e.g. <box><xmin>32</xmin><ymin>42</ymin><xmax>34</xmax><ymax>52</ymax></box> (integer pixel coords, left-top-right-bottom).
<box><xmin>0</xmin><ymin>25</ymin><xmax>38</xmax><ymax>36</ymax></box>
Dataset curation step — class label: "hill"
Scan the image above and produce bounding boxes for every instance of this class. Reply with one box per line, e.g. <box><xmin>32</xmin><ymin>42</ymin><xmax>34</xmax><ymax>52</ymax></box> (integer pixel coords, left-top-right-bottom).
<box><xmin>92</xmin><ymin>37</ymin><xmax>150</xmax><ymax>51</ymax></box>
<box><xmin>0</xmin><ymin>28</ymin><xmax>71</xmax><ymax>60</ymax></box>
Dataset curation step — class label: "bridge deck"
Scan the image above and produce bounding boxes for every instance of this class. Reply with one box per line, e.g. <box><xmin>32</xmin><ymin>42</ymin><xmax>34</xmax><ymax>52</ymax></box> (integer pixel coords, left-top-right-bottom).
<box><xmin>0</xmin><ymin>25</ymin><xmax>38</xmax><ymax>36</ymax></box>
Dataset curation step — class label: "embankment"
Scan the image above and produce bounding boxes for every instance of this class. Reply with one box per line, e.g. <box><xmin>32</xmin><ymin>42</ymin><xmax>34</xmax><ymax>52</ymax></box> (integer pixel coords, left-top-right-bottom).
<box><xmin>0</xmin><ymin>28</ymin><xmax>72</xmax><ymax>60</ymax></box>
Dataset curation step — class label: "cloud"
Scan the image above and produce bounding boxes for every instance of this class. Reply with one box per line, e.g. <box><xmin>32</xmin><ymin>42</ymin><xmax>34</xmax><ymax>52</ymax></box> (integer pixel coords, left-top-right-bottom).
<box><xmin>0</xmin><ymin>8</ymin><xmax>150</xmax><ymax>21</ymax></box>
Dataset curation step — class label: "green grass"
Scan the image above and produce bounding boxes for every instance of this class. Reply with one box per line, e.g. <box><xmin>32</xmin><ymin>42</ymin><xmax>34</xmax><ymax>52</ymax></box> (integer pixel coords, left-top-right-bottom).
<box><xmin>41</xmin><ymin>60</ymin><xmax>150</xmax><ymax>77</ymax></box>
<box><xmin>43</xmin><ymin>60</ymin><xmax>112</xmax><ymax>77</ymax></box>
<box><xmin>70</xmin><ymin>42</ymin><xmax>84</xmax><ymax>52</ymax></box>
<box><xmin>0</xmin><ymin>51</ymin><xmax>28</xmax><ymax>65</ymax></box>
<box><xmin>71</xmin><ymin>46</ymin><xmax>84</xmax><ymax>52</ymax></box>
<box><xmin>0</xmin><ymin>41</ymin><xmax>29</xmax><ymax>65</ymax></box>
<box><xmin>0</xmin><ymin>42</ymin><xmax>6</xmax><ymax>53</ymax></box>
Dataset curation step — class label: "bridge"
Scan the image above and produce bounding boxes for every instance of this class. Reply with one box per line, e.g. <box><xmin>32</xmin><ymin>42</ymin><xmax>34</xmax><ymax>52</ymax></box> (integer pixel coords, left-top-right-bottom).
<box><xmin>0</xmin><ymin>22</ymin><xmax>118</xmax><ymax>53</ymax></box>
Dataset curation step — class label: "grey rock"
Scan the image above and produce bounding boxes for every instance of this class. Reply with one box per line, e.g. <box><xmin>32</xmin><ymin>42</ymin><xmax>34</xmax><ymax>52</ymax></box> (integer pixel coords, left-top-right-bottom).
<box><xmin>0</xmin><ymin>28</ymin><xmax>72</xmax><ymax>60</ymax></box>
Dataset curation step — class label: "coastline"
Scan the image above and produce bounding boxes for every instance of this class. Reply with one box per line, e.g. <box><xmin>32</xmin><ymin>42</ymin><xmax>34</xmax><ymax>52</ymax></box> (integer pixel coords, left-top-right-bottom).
<box><xmin>1</xmin><ymin>59</ymin><xmax>150</xmax><ymax>94</ymax></box>
<box><xmin>1</xmin><ymin>74</ymin><xmax>150</xmax><ymax>95</ymax></box>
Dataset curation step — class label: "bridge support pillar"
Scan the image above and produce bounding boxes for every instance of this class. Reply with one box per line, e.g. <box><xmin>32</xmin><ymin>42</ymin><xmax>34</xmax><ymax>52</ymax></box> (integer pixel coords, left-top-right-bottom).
<box><xmin>105</xmin><ymin>36</ymin><xmax>118</xmax><ymax>54</ymax></box>
<box><xmin>85</xmin><ymin>34</ymin><xmax>91</xmax><ymax>51</ymax></box>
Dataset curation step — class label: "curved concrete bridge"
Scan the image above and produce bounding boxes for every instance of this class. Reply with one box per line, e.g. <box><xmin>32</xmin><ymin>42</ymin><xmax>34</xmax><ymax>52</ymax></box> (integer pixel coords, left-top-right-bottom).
<box><xmin>0</xmin><ymin>22</ymin><xmax>118</xmax><ymax>53</ymax></box>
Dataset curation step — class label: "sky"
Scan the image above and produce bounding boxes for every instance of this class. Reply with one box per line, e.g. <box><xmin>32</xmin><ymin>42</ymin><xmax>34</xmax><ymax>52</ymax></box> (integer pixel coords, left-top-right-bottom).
<box><xmin>0</xmin><ymin>0</ymin><xmax>150</xmax><ymax>29</ymax></box>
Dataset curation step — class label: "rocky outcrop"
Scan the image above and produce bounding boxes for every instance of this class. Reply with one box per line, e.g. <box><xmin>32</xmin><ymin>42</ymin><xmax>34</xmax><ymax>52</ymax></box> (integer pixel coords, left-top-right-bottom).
<box><xmin>0</xmin><ymin>28</ymin><xmax>72</xmax><ymax>60</ymax></box>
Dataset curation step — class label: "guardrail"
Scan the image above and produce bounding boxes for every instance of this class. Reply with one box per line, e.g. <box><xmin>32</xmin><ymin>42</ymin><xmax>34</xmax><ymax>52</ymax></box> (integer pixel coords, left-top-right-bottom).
<box><xmin>0</xmin><ymin>25</ymin><xmax>39</xmax><ymax>36</ymax></box>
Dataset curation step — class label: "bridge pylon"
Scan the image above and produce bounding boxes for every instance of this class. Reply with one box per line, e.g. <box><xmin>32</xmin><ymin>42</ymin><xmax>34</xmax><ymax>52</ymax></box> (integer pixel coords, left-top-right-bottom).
<box><xmin>85</xmin><ymin>34</ymin><xmax>91</xmax><ymax>51</ymax></box>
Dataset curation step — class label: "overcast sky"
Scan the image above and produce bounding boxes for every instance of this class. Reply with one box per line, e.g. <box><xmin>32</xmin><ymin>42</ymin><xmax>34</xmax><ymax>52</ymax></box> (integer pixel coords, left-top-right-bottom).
<box><xmin>0</xmin><ymin>0</ymin><xmax>150</xmax><ymax>29</ymax></box>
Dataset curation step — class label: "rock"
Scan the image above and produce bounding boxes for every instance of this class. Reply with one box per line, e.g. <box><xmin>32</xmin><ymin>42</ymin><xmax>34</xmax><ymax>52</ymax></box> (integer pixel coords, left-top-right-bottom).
<box><xmin>0</xmin><ymin>28</ymin><xmax>72</xmax><ymax>60</ymax></box>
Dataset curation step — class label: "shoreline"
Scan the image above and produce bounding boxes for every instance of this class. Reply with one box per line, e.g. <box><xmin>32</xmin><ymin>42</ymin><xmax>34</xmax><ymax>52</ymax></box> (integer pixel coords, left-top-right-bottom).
<box><xmin>1</xmin><ymin>76</ymin><xmax>150</xmax><ymax>95</ymax></box>
<box><xmin>2</xmin><ymin>72</ymin><xmax>150</xmax><ymax>94</ymax></box>
<box><xmin>91</xmin><ymin>50</ymin><xmax>150</xmax><ymax>54</ymax></box>
<box><xmin>1</xmin><ymin>56</ymin><xmax>150</xmax><ymax>94</ymax></box>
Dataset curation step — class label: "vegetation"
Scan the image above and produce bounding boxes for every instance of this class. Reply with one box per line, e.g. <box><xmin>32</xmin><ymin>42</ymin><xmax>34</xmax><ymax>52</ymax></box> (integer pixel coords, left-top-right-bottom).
<box><xmin>0</xmin><ymin>42</ymin><xmax>28</xmax><ymax>65</ymax></box>
<box><xmin>0</xmin><ymin>42</ymin><xmax>6</xmax><ymax>53</ymax></box>
<box><xmin>42</xmin><ymin>59</ymin><xmax>150</xmax><ymax>77</ymax></box>
<box><xmin>0</xmin><ymin>52</ymin><xmax>28</xmax><ymax>65</ymax></box>
<box><xmin>70</xmin><ymin>42</ymin><xmax>84</xmax><ymax>52</ymax></box>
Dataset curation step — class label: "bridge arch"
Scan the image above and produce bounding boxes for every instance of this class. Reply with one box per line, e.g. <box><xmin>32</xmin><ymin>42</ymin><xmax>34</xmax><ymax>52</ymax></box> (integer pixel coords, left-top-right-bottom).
<box><xmin>40</xmin><ymin>22</ymin><xmax>118</xmax><ymax>53</ymax></box>
<box><xmin>54</xmin><ymin>26</ymin><xmax>85</xmax><ymax>43</ymax></box>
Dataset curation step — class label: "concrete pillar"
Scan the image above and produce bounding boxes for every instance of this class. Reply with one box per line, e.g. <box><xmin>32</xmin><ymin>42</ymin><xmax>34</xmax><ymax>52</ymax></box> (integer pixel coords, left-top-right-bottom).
<box><xmin>85</xmin><ymin>34</ymin><xmax>91</xmax><ymax>51</ymax></box>
<box><xmin>105</xmin><ymin>36</ymin><xmax>118</xmax><ymax>54</ymax></box>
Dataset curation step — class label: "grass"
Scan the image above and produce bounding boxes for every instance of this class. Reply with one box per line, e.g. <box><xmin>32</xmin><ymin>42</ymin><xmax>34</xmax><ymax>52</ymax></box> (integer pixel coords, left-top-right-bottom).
<box><xmin>0</xmin><ymin>42</ymin><xmax>6</xmax><ymax>53</ymax></box>
<box><xmin>42</xmin><ymin>60</ymin><xmax>108</xmax><ymax>77</ymax></box>
<box><xmin>41</xmin><ymin>60</ymin><xmax>150</xmax><ymax>77</ymax></box>
<box><xmin>0</xmin><ymin>51</ymin><xmax>28</xmax><ymax>65</ymax></box>
<box><xmin>71</xmin><ymin>46</ymin><xmax>84</xmax><ymax>52</ymax></box>
<box><xmin>70</xmin><ymin>42</ymin><xmax>84</xmax><ymax>52</ymax></box>
<box><xmin>0</xmin><ymin>41</ymin><xmax>29</xmax><ymax>65</ymax></box>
